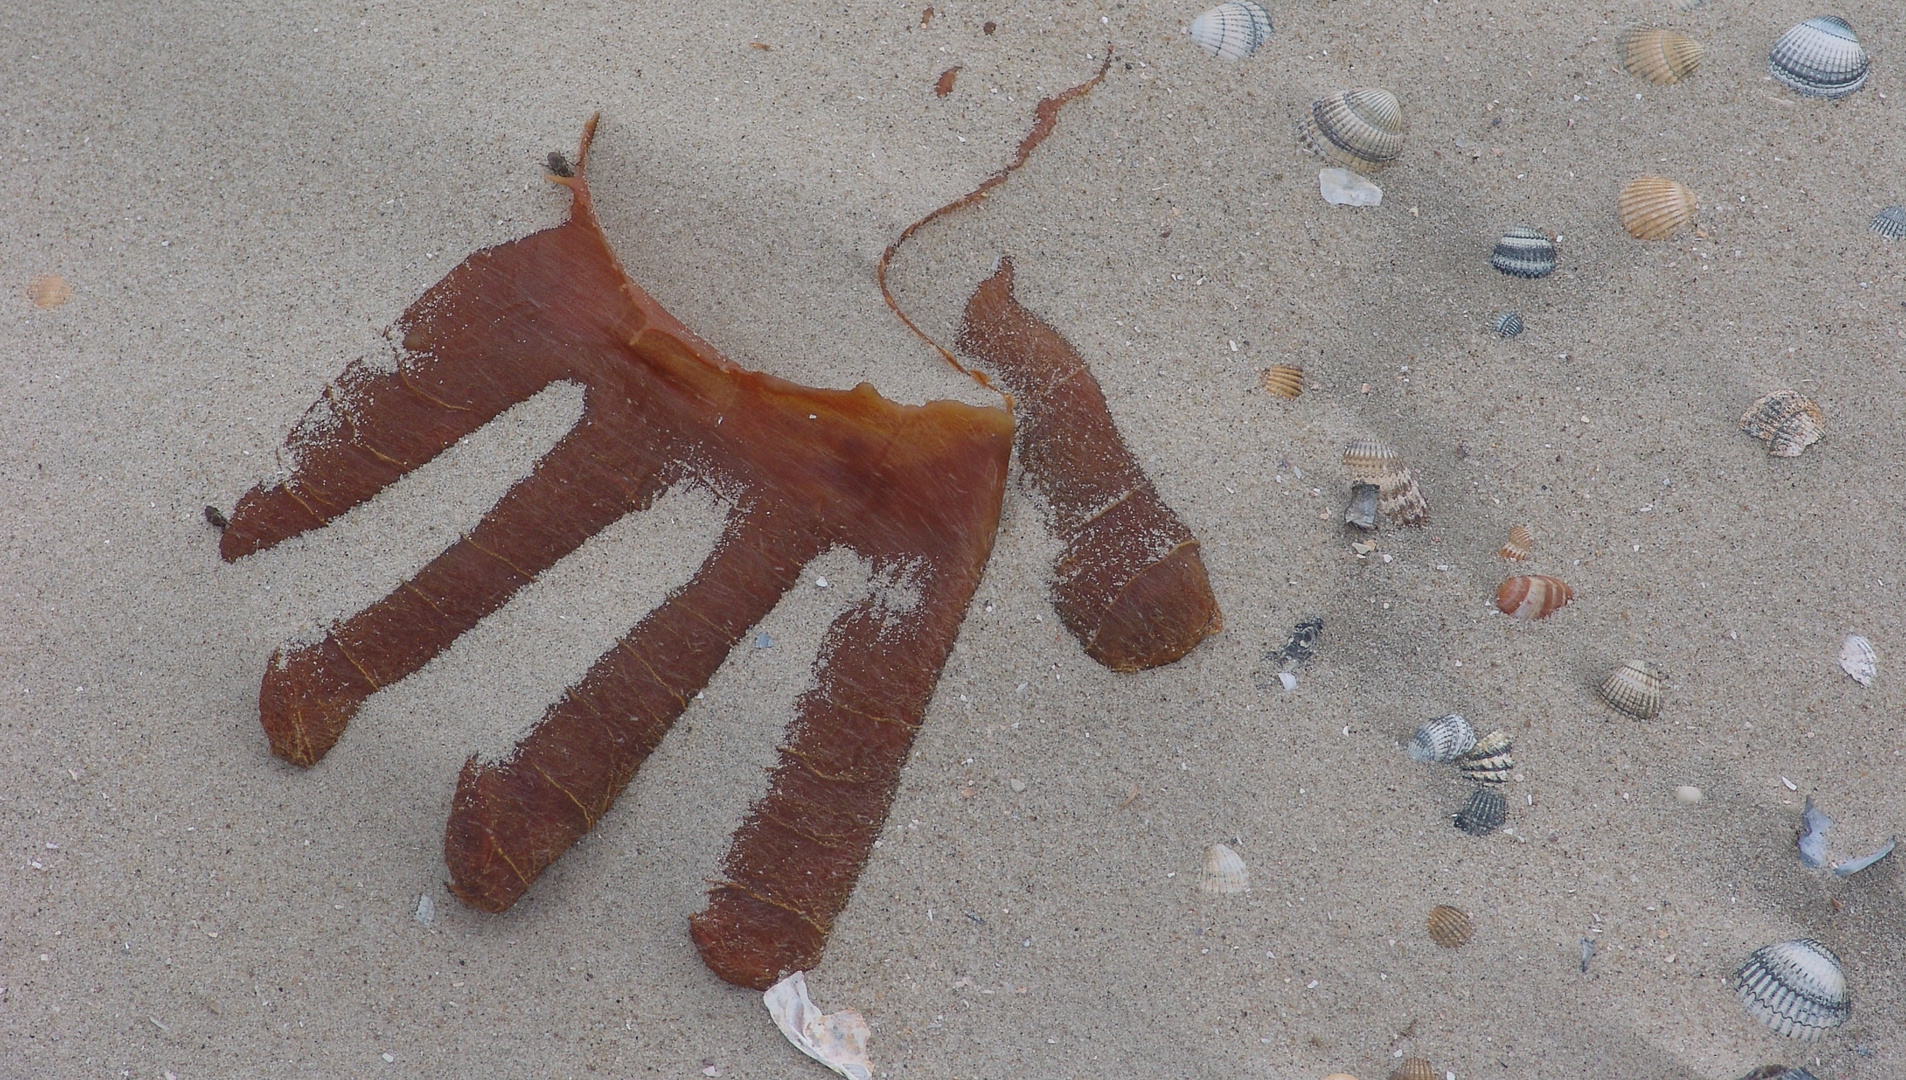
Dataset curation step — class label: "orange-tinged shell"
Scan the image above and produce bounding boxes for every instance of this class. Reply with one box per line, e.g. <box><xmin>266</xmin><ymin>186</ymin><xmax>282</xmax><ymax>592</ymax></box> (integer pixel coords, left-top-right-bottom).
<box><xmin>1619</xmin><ymin>27</ymin><xmax>1706</xmax><ymax>85</ymax></box>
<box><xmin>1427</xmin><ymin>904</ymin><xmax>1474</xmax><ymax>947</ymax></box>
<box><xmin>1389</xmin><ymin>1059</ymin><xmax>1437</xmax><ymax>1080</ymax></box>
<box><xmin>1498</xmin><ymin>524</ymin><xmax>1533</xmax><ymax>561</ymax></box>
<box><xmin>1260</xmin><ymin>364</ymin><xmax>1304</xmax><ymax>399</ymax></box>
<box><xmin>1496</xmin><ymin>575</ymin><xmax>1573</xmax><ymax>620</ymax></box>
<box><xmin>28</xmin><ymin>274</ymin><xmax>72</xmax><ymax>309</ymax></box>
<box><xmin>1619</xmin><ymin>176</ymin><xmax>1697</xmax><ymax>240</ymax></box>
<box><xmin>1342</xmin><ymin>438</ymin><xmax>1429</xmax><ymax>527</ymax></box>
<box><xmin>1740</xmin><ymin>389</ymin><xmax>1825</xmax><ymax>457</ymax></box>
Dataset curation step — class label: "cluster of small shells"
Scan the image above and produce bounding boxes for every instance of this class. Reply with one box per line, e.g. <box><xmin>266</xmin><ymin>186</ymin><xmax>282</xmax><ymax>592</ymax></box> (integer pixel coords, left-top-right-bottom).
<box><xmin>1404</xmin><ymin>714</ymin><xmax>1514</xmax><ymax>836</ymax></box>
<box><xmin>1342</xmin><ymin>438</ymin><xmax>1428</xmax><ymax>527</ymax></box>
<box><xmin>1740</xmin><ymin>390</ymin><xmax>1825</xmax><ymax>457</ymax></box>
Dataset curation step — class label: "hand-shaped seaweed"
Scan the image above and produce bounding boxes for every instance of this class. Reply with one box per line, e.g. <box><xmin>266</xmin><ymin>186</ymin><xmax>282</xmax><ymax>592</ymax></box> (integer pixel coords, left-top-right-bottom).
<box><xmin>220</xmin><ymin>116</ymin><xmax>1013</xmax><ymax>989</ymax></box>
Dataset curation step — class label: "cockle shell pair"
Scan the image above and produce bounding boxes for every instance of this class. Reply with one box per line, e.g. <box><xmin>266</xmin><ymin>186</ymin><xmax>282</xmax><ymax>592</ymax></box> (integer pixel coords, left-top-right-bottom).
<box><xmin>1407</xmin><ymin>716</ymin><xmax>1513</xmax><ymax>783</ymax></box>
<box><xmin>1297</xmin><ymin>87</ymin><xmax>1404</xmax><ymax>174</ymax></box>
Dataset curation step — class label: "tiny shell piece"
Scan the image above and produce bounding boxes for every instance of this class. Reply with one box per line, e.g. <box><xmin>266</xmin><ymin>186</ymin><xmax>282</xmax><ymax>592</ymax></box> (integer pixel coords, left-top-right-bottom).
<box><xmin>27</xmin><ymin>273</ymin><xmax>73</xmax><ymax>310</ymax></box>
<box><xmin>1427</xmin><ymin>904</ymin><xmax>1474</xmax><ymax>948</ymax></box>
<box><xmin>1297</xmin><ymin>87</ymin><xmax>1405</xmax><ymax>173</ymax></box>
<box><xmin>1838</xmin><ymin>634</ymin><xmax>1875</xmax><ymax>686</ymax></box>
<box><xmin>1454</xmin><ymin>787</ymin><xmax>1506</xmax><ymax>836</ymax></box>
<box><xmin>1407</xmin><ymin>713</ymin><xmax>1477</xmax><ymax>764</ymax></box>
<box><xmin>1739</xmin><ymin>390</ymin><xmax>1825</xmax><ymax>457</ymax></box>
<box><xmin>1491</xmin><ymin>311</ymin><xmax>1523</xmax><ymax>339</ymax></box>
<box><xmin>1280</xmin><ymin>616</ymin><xmax>1324</xmax><ymax>665</ymax></box>
<box><xmin>1871</xmin><ymin>206</ymin><xmax>1906</xmax><ymax>240</ymax></box>
<box><xmin>1597</xmin><ymin>659</ymin><xmax>1665</xmax><ymax>719</ymax></box>
<box><xmin>1675</xmin><ymin>785</ymin><xmax>1705</xmax><ymax>805</ymax></box>
<box><xmin>1344</xmin><ymin>483</ymin><xmax>1379</xmax><ymax>530</ymax></box>
<box><xmin>764</xmin><ymin>971</ymin><xmax>876</xmax><ymax>1080</ymax></box>
<box><xmin>1618</xmin><ymin>27</ymin><xmax>1707</xmax><ymax>85</ymax></box>
<box><xmin>1498</xmin><ymin>524</ymin><xmax>1533</xmax><ymax>561</ymax></box>
<box><xmin>1495</xmin><ymin>574</ymin><xmax>1573</xmax><ymax>620</ymax></box>
<box><xmin>1458</xmin><ymin>730</ymin><xmax>1514</xmax><ymax>784</ymax></box>
<box><xmin>1768</xmin><ymin>16</ymin><xmax>1869</xmax><ymax>99</ymax></box>
<box><xmin>1186</xmin><ymin>1</ymin><xmax>1274</xmax><ymax>60</ymax></box>
<box><xmin>1319</xmin><ymin>166</ymin><xmax>1383</xmax><ymax>207</ymax></box>
<box><xmin>1200</xmin><ymin>843</ymin><xmax>1250</xmax><ymax>894</ymax></box>
<box><xmin>1388</xmin><ymin>1059</ymin><xmax>1436</xmax><ymax>1080</ymax></box>
<box><xmin>1491</xmin><ymin>227</ymin><xmax>1557</xmax><ymax>278</ymax></box>
<box><xmin>1323</xmin><ymin>1075</ymin><xmax>1360</xmax><ymax>1080</ymax></box>
<box><xmin>934</xmin><ymin>66</ymin><xmax>961</xmax><ymax>97</ymax></box>
<box><xmin>1796</xmin><ymin>795</ymin><xmax>1832</xmax><ymax>868</ymax></box>
<box><xmin>1735</xmin><ymin>1069</ymin><xmax>1821</xmax><ymax>1080</ymax></box>
<box><xmin>1343</xmin><ymin>438</ymin><xmax>1429</xmax><ymax>527</ymax></box>
<box><xmin>1735</xmin><ymin>939</ymin><xmax>1850</xmax><ymax>1040</ymax></box>
<box><xmin>1260</xmin><ymin>364</ymin><xmax>1305</xmax><ymax>399</ymax></box>
<box><xmin>1618</xmin><ymin>176</ymin><xmax>1697</xmax><ymax>240</ymax></box>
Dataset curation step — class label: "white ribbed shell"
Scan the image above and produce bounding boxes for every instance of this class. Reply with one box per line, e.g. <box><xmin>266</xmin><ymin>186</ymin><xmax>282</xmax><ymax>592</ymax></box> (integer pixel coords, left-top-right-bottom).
<box><xmin>1186</xmin><ymin>2</ymin><xmax>1274</xmax><ymax>60</ymax></box>
<box><xmin>1407</xmin><ymin>713</ymin><xmax>1476</xmax><ymax>763</ymax></box>
<box><xmin>1736</xmin><ymin>939</ymin><xmax>1850</xmax><ymax>1039</ymax></box>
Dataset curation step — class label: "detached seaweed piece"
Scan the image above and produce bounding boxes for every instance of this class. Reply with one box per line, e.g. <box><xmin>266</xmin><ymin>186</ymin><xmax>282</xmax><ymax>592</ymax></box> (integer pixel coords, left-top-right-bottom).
<box><xmin>220</xmin><ymin>116</ymin><xmax>1013</xmax><ymax>989</ymax></box>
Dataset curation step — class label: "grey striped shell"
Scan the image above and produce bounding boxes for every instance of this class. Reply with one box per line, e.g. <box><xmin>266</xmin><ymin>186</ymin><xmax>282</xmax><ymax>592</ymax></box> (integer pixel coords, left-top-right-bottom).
<box><xmin>1492</xmin><ymin>227</ymin><xmax>1557</xmax><ymax>278</ymax></box>
<box><xmin>1454</xmin><ymin>787</ymin><xmax>1506</xmax><ymax>836</ymax></box>
<box><xmin>1407</xmin><ymin>713</ymin><xmax>1477</xmax><ymax>763</ymax></box>
<box><xmin>1458</xmin><ymin>729</ymin><xmax>1515</xmax><ymax>784</ymax></box>
<box><xmin>1740</xmin><ymin>389</ymin><xmax>1825</xmax><ymax>457</ymax></box>
<box><xmin>1187</xmin><ymin>1</ymin><xmax>1274</xmax><ymax>60</ymax></box>
<box><xmin>1736</xmin><ymin>939</ymin><xmax>1849</xmax><ymax>1039</ymax></box>
<box><xmin>1491</xmin><ymin>311</ymin><xmax>1524</xmax><ymax>339</ymax></box>
<box><xmin>1734</xmin><ymin>1069</ymin><xmax>1821</xmax><ymax>1080</ymax></box>
<box><xmin>1296</xmin><ymin>88</ymin><xmax>1405</xmax><ymax>173</ymax></box>
<box><xmin>1598</xmin><ymin>659</ymin><xmax>1665</xmax><ymax>719</ymax></box>
<box><xmin>1871</xmin><ymin>206</ymin><xmax>1906</xmax><ymax>240</ymax></box>
<box><xmin>1768</xmin><ymin>17</ymin><xmax>1869</xmax><ymax>99</ymax></box>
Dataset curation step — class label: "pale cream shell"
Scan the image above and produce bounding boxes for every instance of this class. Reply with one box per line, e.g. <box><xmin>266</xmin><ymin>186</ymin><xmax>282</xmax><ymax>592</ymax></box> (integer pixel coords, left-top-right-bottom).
<box><xmin>1619</xmin><ymin>176</ymin><xmax>1697</xmax><ymax>240</ymax></box>
<box><xmin>1619</xmin><ymin>27</ymin><xmax>1707</xmax><ymax>85</ymax></box>
<box><xmin>1389</xmin><ymin>1059</ymin><xmax>1437</xmax><ymax>1080</ymax></box>
<box><xmin>1260</xmin><ymin>364</ymin><xmax>1304</xmax><ymax>399</ymax></box>
<box><xmin>1598</xmin><ymin>659</ymin><xmax>1665</xmax><ymax>719</ymax></box>
<box><xmin>1458</xmin><ymin>729</ymin><xmax>1515</xmax><ymax>783</ymax></box>
<box><xmin>28</xmin><ymin>273</ymin><xmax>73</xmax><ymax>310</ymax></box>
<box><xmin>1200</xmin><ymin>843</ymin><xmax>1249</xmax><ymax>894</ymax></box>
<box><xmin>1297</xmin><ymin>88</ymin><xmax>1405</xmax><ymax>173</ymax></box>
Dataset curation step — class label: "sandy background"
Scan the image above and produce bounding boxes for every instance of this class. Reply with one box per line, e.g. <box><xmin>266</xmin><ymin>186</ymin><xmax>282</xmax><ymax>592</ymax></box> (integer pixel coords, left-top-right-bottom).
<box><xmin>4</xmin><ymin>0</ymin><xmax>1905</xmax><ymax>1076</ymax></box>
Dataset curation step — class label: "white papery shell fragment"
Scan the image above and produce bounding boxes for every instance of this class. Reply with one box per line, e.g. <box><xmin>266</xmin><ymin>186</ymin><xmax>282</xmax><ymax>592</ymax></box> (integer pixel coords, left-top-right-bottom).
<box><xmin>1186</xmin><ymin>1</ymin><xmax>1274</xmax><ymax>60</ymax></box>
<box><xmin>1200</xmin><ymin>843</ymin><xmax>1250</xmax><ymax>894</ymax></box>
<box><xmin>1319</xmin><ymin>167</ymin><xmax>1383</xmax><ymax>207</ymax></box>
<box><xmin>1735</xmin><ymin>939</ymin><xmax>1849</xmax><ymax>1040</ymax></box>
<box><xmin>1838</xmin><ymin>635</ymin><xmax>1875</xmax><ymax>686</ymax></box>
<box><xmin>764</xmin><ymin>971</ymin><xmax>875</xmax><ymax>1080</ymax></box>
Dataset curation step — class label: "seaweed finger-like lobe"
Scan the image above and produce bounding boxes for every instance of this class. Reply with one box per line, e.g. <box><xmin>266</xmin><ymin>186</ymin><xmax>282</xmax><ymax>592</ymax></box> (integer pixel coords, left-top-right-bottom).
<box><xmin>1736</xmin><ymin>939</ymin><xmax>1849</xmax><ymax>1039</ymax></box>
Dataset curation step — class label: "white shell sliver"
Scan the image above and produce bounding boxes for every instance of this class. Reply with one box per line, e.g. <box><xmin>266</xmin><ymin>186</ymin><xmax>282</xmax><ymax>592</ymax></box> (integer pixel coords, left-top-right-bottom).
<box><xmin>1186</xmin><ymin>1</ymin><xmax>1274</xmax><ymax>60</ymax></box>
<box><xmin>1839</xmin><ymin>634</ymin><xmax>1876</xmax><ymax>686</ymax></box>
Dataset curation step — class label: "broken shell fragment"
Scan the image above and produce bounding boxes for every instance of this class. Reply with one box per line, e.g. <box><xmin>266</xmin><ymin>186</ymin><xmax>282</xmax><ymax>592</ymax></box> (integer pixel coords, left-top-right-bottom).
<box><xmin>27</xmin><ymin>273</ymin><xmax>73</xmax><ymax>310</ymax></box>
<box><xmin>1297</xmin><ymin>87</ymin><xmax>1405</xmax><ymax>173</ymax></box>
<box><xmin>1735</xmin><ymin>1069</ymin><xmax>1822</xmax><ymax>1080</ymax></box>
<box><xmin>1838</xmin><ymin>634</ymin><xmax>1875</xmax><ymax>686</ymax></box>
<box><xmin>1495</xmin><ymin>574</ymin><xmax>1573</xmax><ymax>620</ymax></box>
<box><xmin>1597</xmin><ymin>659</ymin><xmax>1665</xmax><ymax>719</ymax></box>
<box><xmin>1344</xmin><ymin>483</ymin><xmax>1379</xmax><ymax>530</ymax></box>
<box><xmin>1388</xmin><ymin>1059</ymin><xmax>1437</xmax><ymax>1080</ymax></box>
<box><xmin>1491</xmin><ymin>311</ymin><xmax>1523</xmax><ymax>339</ymax></box>
<box><xmin>1407</xmin><ymin>713</ymin><xmax>1477</xmax><ymax>764</ymax></box>
<box><xmin>764</xmin><ymin>971</ymin><xmax>876</xmax><ymax>1080</ymax></box>
<box><xmin>1768</xmin><ymin>16</ymin><xmax>1869</xmax><ymax>99</ymax></box>
<box><xmin>1739</xmin><ymin>390</ymin><xmax>1825</xmax><ymax>457</ymax></box>
<box><xmin>1458</xmin><ymin>730</ymin><xmax>1515</xmax><ymax>784</ymax></box>
<box><xmin>1497</xmin><ymin>524</ymin><xmax>1533</xmax><ymax>561</ymax></box>
<box><xmin>1343</xmin><ymin>438</ymin><xmax>1429</xmax><ymax>526</ymax></box>
<box><xmin>1427</xmin><ymin>904</ymin><xmax>1474</xmax><ymax>948</ymax></box>
<box><xmin>1491</xmin><ymin>227</ymin><xmax>1557</xmax><ymax>278</ymax></box>
<box><xmin>1200</xmin><ymin>843</ymin><xmax>1250</xmax><ymax>894</ymax></box>
<box><xmin>1618</xmin><ymin>176</ymin><xmax>1697</xmax><ymax>240</ymax></box>
<box><xmin>1870</xmin><ymin>205</ymin><xmax>1906</xmax><ymax>240</ymax></box>
<box><xmin>1796</xmin><ymin>796</ymin><xmax>1832</xmax><ymax>867</ymax></box>
<box><xmin>1279</xmin><ymin>616</ymin><xmax>1323</xmax><ymax>665</ymax></box>
<box><xmin>1454</xmin><ymin>787</ymin><xmax>1506</xmax><ymax>836</ymax></box>
<box><xmin>1618</xmin><ymin>27</ymin><xmax>1707</xmax><ymax>85</ymax></box>
<box><xmin>1260</xmin><ymin>364</ymin><xmax>1305</xmax><ymax>399</ymax></box>
<box><xmin>1735</xmin><ymin>939</ymin><xmax>1849</xmax><ymax>1040</ymax></box>
<box><xmin>1186</xmin><ymin>1</ymin><xmax>1274</xmax><ymax>60</ymax></box>
<box><xmin>1319</xmin><ymin>166</ymin><xmax>1383</xmax><ymax>207</ymax></box>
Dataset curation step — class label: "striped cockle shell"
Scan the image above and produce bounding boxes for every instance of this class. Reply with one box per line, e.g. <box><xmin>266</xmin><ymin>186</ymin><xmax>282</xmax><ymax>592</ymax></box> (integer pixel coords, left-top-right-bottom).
<box><xmin>1260</xmin><ymin>363</ymin><xmax>1304</xmax><ymax>399</ymax></box>
<box><xmin>1839</xmin><ymin>634</ymin><xmax>1876</xmax><ymax>686</ymax></box>
<box><xmin>1496</xmin><ymin>574</ymin><xmax>1573</xmax><ymax>620</ymax></box>
<box><xmin>1734</xmin><ymin>1069</ymin><xmax>1821</xmax><ymax>1080</ymax></box>
<box><xmin>1389</xmin><ymin>1060</ymin><xmax>1436</xmax><ymax>1080</ymax></box>
<box><xmin>1491</xmin><ymin>311</ymin><xmax>1524</xmax><ymax>339</ymax></box>
<box><xmin>1736</xmin><ymin>939</ymin><xmax>1850</xmax><ymax>1039</ymax></box>
<box><xmin>1187</xmin><ymin>1</ymin><xmax>1274</xmax><ymax>60</ymax></box>
<box><xmin>1619</xmin><ymin>176</ymin><xmax>1697</xmax><ymax>240</ymax></box>
<box><xmin>1768</xmin><ymin>16</ymin><xmax>1869</xmax><ymax>99</ymax></box>
<box><xmin>1427</xmin><ymin>904</ymin><xmax>1474</xmax><ymax>948</ymax></box>
<box><xmin>28</xmin><ymin>274</ymin><xmax>73</xmax><ymax>310</ymax></box>
<box><xmin>1619</xmin><ymin>27</ymin><xmax>1707</xmax><ymax>85</ymax></box>
<box><xmin>1454</xmin><ymin>787</ymin><xmax>1506</xmax><ymax>836</ymax></box>
<box><xmin>1871</xmin><ymin>206</ymin><xmax>1906</xmax><ymax>240</ymax></box>
<box><xmin>1492</xmin><ymin>227</ymin><xmax>1557</xmax><ymax>278</ymax></box>
<box><xmin>1200</xmin><ymin>843</ymin><xmax>1249</xmax><ymax>894</ymax></box>
<box><xmin>1498</xmin><ymin>524</ymin><xmax>1534</xmax><ymax>561</ymax></box>
<box><xmin>1458</xmin><ymin>729</ymin><xmax>1514</xmax><ymax>784</ymax></box>
<box><xmin>1740</xmin><ymin>389</ymin><xmax>1825</xmax><ymax>457</ymax></box>
<box><xmin>1296</xmin><ymin>87</ymin><xmax>1405</xmax><ymax>173</ymax></box>
<box><xmin>1343</xmin><ymin>438</ymin><xmax>1429</xmax><ymax>526</ymax></box>
<box><xmin>1407</xmin><ymin>713</ymin><xmax>1477</xmax><ymax>764</ymax></box>
<box><xmin>1598</xmin><ymin>659</ymin><xmax>1665</xmax><ymax>719</ymax></box>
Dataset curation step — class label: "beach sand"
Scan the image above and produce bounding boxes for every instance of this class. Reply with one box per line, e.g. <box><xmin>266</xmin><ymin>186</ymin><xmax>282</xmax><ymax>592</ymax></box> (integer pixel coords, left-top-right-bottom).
<box><xmin>3</xmin><ymin>1</ymin><xmax>1904</xmax><ymax>1076</ymax></box>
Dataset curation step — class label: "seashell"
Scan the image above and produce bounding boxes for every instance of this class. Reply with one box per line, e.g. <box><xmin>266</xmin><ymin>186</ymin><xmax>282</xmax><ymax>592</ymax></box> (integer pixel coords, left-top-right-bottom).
<box><xmin>1491</xmin><ymin>227</ymin><xmax>1557</xmax><ymax>278</ymax></box>
<box><xmin>1618</xmin><ymin>27</ymin><xmax>1707</xmax><ymax>85</ymax></box>
<box><xmin>1454</xmin><ymin>787</ymin><xmax>1506</xmax><ymax>836</ymax></box>
<box><xmin>1280</xmin><ymin>616</ymin><xmax>1324</xmax><ymax>665</ymax></box>
<box><xmin>1200</xmin><ymin>843</ymin><xmax>1249</xmax><ymax>894</ymax></box>
<box><xmin>1597</xmin><ymin>659</ymin><xmax>1665</xmax><ymax>719</ymax></box>
<box><xmin>1739</xmin><ymin>389</ymin><xmax>1825</xmax><ymax>457</ymax></box>
<box><xmin>1344</xmin><ymin>482</ymin><xmax>1379</xmax><ymax>530</ymax></box>
<box><xmin>1260</xmin><ymin>364</ymin><xmax>1305</xmax><ymax>399</ymax></box>
<box><xmin>1498</xmin><ymin>524</ymin><xmax>1533</xmax><ymax>561</ymax></box>
<box><xmin>1458</xmin><ymin>730</ymin><xmax>1514</xmax><ymax>784</ymax></box>
<box><xmin>1495</xmin><ymin>575</ymin><xmax>1573</xmax><ymax>620</ymax></box>
<box><xmin>1323</xmin><ymin>1075</ymin><xmax>1361</xmax><ymax>1080</ymax></box>
<box><xmin>1342</xmin><ymin>438</ymin><xmax>1429</xmax><ymax>527</ymax></box>
<box><xmin>1735</xmin><ymin>1068</ymin><xmax>1821</xmax><ymax>1080</ymax></box>
<box><xmin>1870</xmin><ymin>205</ymin><xmax>1906</xmax><ymax>240</ymax></box>
<box><xmin>1491</xmin><ymin>311</ymin><xmax>1523</xmax><ymax>339</ymax></box>
<box><xmin>27</xmin><ymin>273</ymin><xmax>73</xmax><ymax>310</ymax></box>
<box><xmin>1838</xmin><ymin>634</ymin><xmax>1875</xmax><ymax>686</ymax></box>
<box><xmin>1427</xmin><ymin>904</ymin><xmax>1474</xmax><ymax>948</ymax></box>
<box><xmin>1736</xmin><ymin>939</ymin><xmax>1850</xmax><ymax>1039</ymax></box>
<box><xmin>1296</xmin><ymin>87</ymin><xmax>1405</xmax><ymax>174</ymax></box>
<box><xmin>1768</xmin><ymin>16</ymin><xmax>1869</xmax><ymax>100</ymax></box>
<box><xmin>1186</xmin><ymin>1</ymin><xmax>1274</xmax><ymax>60</ymax></box>
<box><xmin>1388</xmin><ymin>1059</ymin><xmax>1436</xmax><ymax>1080</ymax></box>
<box><xmin>1319</xmin><ymin>166</ymin><xmax>1383</xmax><ymax>207</ymax></box>
<box><xmin>1675</xmin><ymin>785</ymin><xmax>1705</xmax><ymax>805</ymax></box>
<box><xmin>1407</xmin><ymin>713</ymin><xmax>1477</xmax><ymax>764</ymax></box>
<box><xmin>1618</xmin><ymin>176</ymin><xmax>1697</xmax><ymax>240</ymax></box>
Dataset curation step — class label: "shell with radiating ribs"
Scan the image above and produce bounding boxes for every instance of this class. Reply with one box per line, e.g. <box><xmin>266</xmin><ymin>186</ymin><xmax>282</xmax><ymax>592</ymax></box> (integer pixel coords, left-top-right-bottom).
<box><xmin>1598</xmin><ymin>659</ymin><xmax>1665</xmax><ymax>718</ymax></box>
<box><xmin>1496</xmin><ymin>574</ymin><xmax>1573</xmax><ymax>620</ymax></box>
<box><xmin>1619</xmin><ymin>27</ymin><xmax>1706</xmax><ymax>85</ymax></box>
<box><xmin>1736</xmin><ymin>939</ymin><xmax>1850</xmax><ymax>1039</ymax></box>
<box><xmin>1259</xmin><ymin>364</ymin><xmax>1304</xmax><ymax>399</ymax></box>
<box><xmin>1297</xmin><ymin>87</ymin><xmax>1405</xmax><ymax>173</ymax></box>
<box><xmin>1619</xmin><ymin>176</ymin><xmax>1697</xmax><ymax>240</ymax></box>
<box><xmin>1498</xmin><ymin>524</ymin><xmax>1533</xmax><ymax>561</ymax></box>
<box><xmin>1740</xmin><ymin>390</ymin><xmax>1825</xmax><ymax>457</ymax></box>
<box><xmin>1343</xmin><ymin>438</ymin><xmax>1429</xmax><ymax>526</ymax></box>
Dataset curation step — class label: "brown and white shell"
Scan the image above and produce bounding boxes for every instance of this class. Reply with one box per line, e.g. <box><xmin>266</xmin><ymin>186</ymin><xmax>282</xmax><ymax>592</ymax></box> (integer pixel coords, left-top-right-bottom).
<box><xmin>1260</xmin><ymin>364</ymin><xmax>1304</xmax><ymax>399</ymax></box>
<box><xmin>1200</xmin><ymin>843</ymin><xmax>1249</xmax><ymax>894</ymax></box>
<box><xmin>1296</xmin><ymin>87</ymin><xmax>1405</xmax><ymax>174</ymax></box>
<box><xmin>1427</xmin><ymin>905</ymin><xmax>1474</xmax><ymax>948</ymax></box>
<box><xmin>1343</xmin><ymin>438</ymin><xmax>1429</xmax><ymax>526</ymax></box>
<box><xmin>1458</xmin><ymin>730</ymin><xmax>1515</xmax><ymax>784</ymax></box>
<box><xmin>1597</xmin><ymin>659</ymin><xmax>1665</xmax><ymax>719</ymax></box>
<box><xmin>1389</xmin><ymin>1060</ymin><xmax>1437</xmax><ymax>1080</ymax></box>
<box><xmin>1740</xmin><ymin>390</ymin><xmax>1825</xmax><ymax>457</ymax></box>
<box><xmin>1618</xmin><ymin>176</ymin><xmax>1697</xmax><ymax>240</ymax></box>
<box><xmin>1618</xmin><ymin>27</ymin><xmax>1707</xmax><ymax>85</ymax></box>
<box><xmin>1496</xmin><ymin>575</ymin><xmax>1573</xmax><ymax>620</ymax></box>
<box><xmin>1498</xmin><ymin>524</ymin><xmax>1534</xmax><ymax>561</ymax></box>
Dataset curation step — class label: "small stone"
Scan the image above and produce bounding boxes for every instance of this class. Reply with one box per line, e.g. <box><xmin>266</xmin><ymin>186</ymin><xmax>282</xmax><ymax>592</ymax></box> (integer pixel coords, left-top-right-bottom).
<box><xmin>814</xmin><ymin>577</ymin><xmax>829</xmax><ymax>588</ymax></box>
<box><xmin>1009</xmin><ymin>778</ymin><xmax>1027</xmax><ymax>792</ymax></box>
<box><xmin>1674</xmin><ymin>785</ymin><xmax>1704</xmax><ymax>805</ymax></box>
<box><xmin>1318</xmin><ymin>167</ymin><xmax>1382</xmax><ymax>207</ymax></box>
<box><xmin>382</xmin><ymin>1053</ymin><xmax>396</xmax><ymax>1063</ymax></box>
<box><xmin>754</xmin><ymin>633</ymin><xmax>774</xmax><ymax>649</ymax></box>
